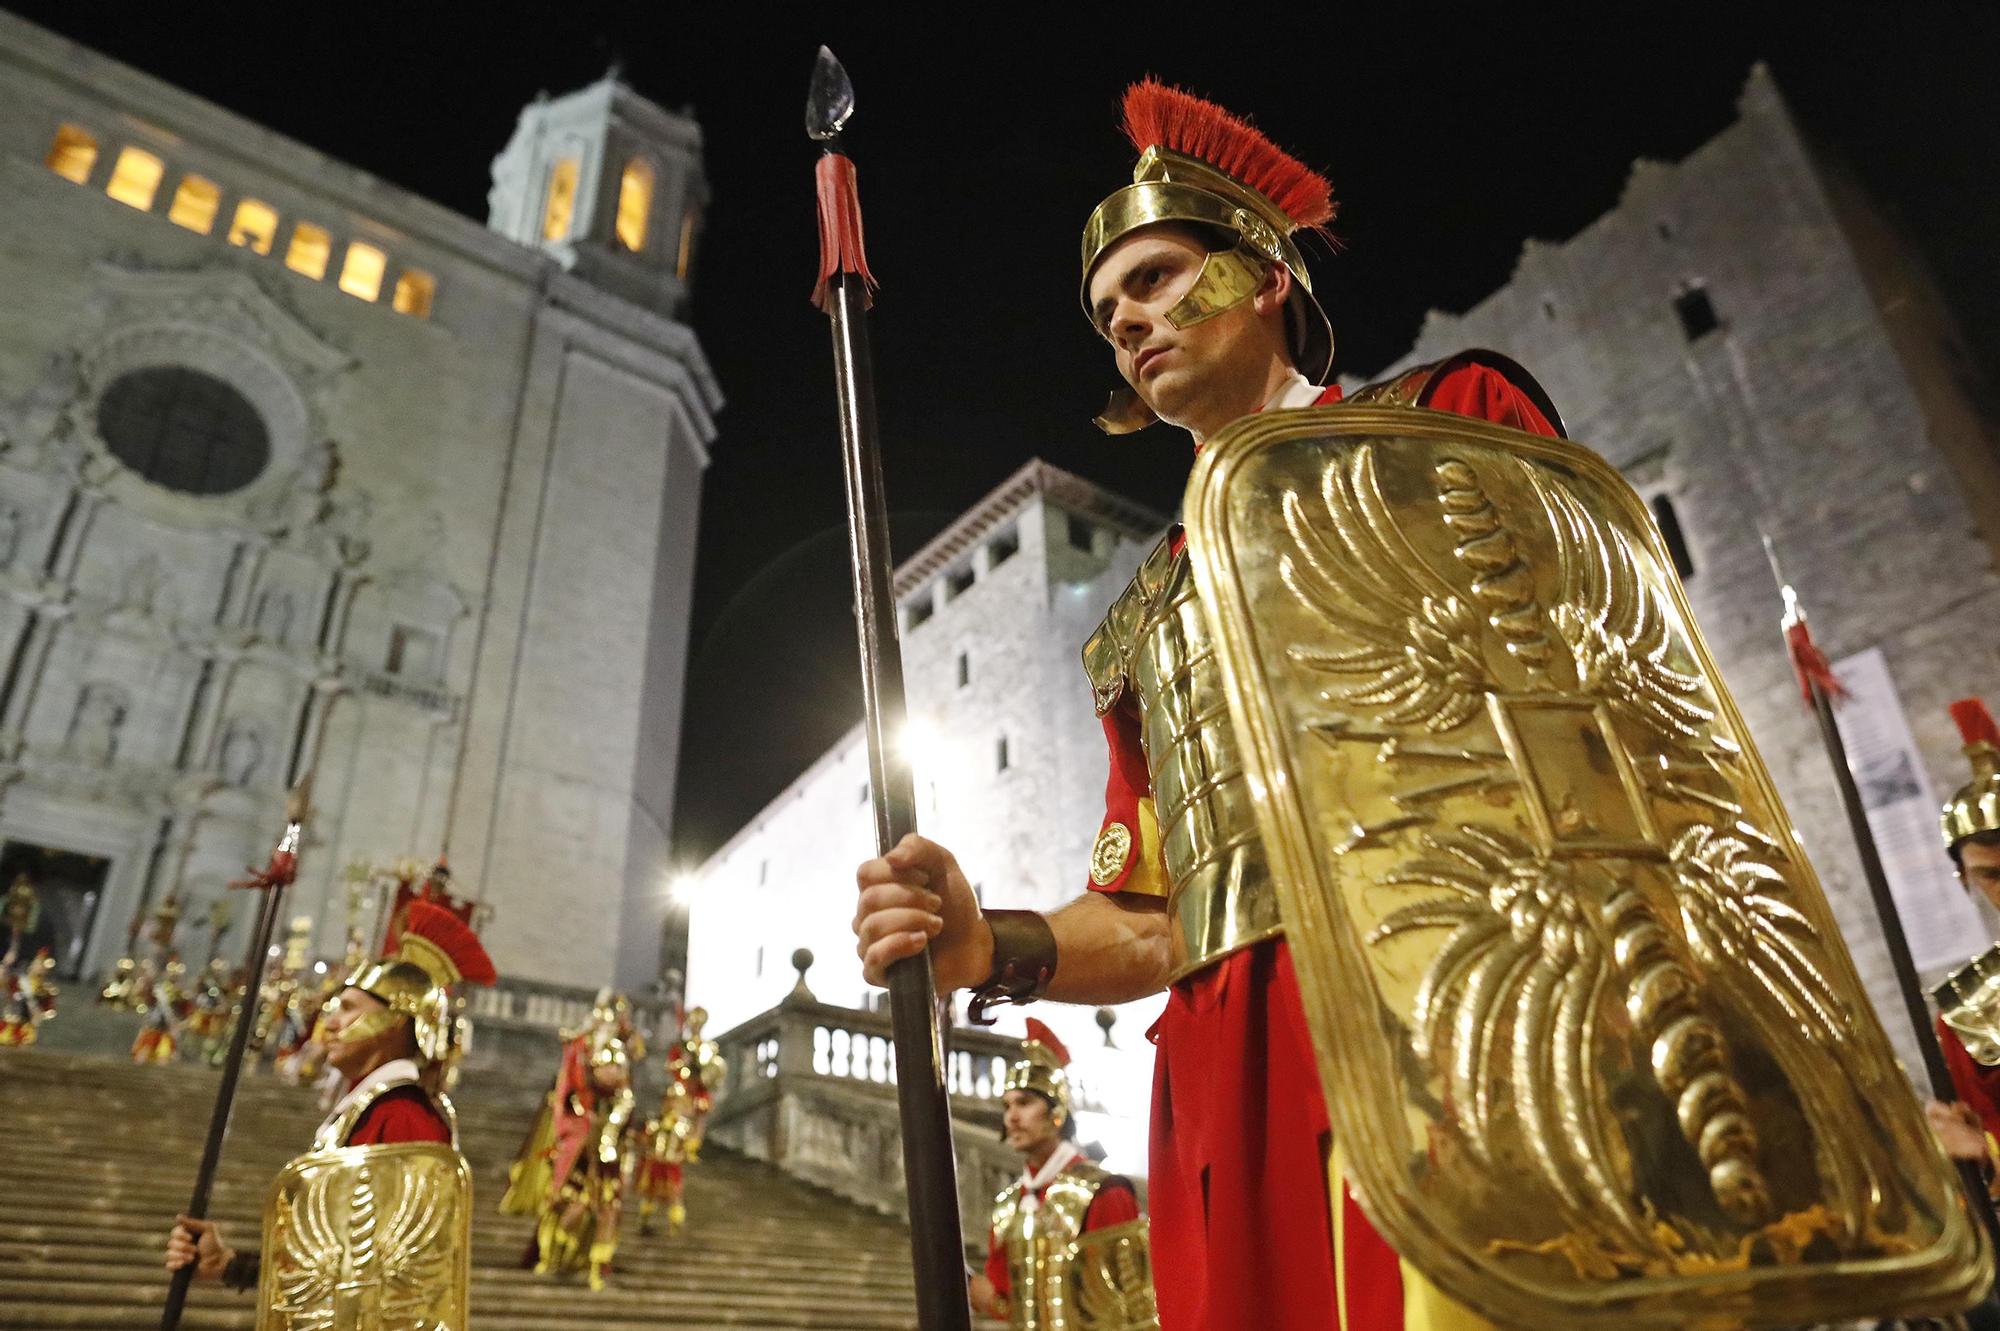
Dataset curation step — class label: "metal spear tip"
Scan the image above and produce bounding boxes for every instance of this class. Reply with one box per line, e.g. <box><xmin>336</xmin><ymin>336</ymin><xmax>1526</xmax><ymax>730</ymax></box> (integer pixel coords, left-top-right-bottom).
<box><xmin>283</xmin><ymin>772</ymin><xmax>315</xmax><ymax>825</ymax></box>
<box><xmin>805</xmin><ymin>45</ymin><xmax>854</xmax><ymax>141</ymax></box>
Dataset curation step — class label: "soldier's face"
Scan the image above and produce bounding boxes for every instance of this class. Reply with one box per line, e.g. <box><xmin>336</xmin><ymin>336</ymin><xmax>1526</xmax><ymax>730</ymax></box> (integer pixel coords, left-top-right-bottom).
<box><xmin>1961</xmin><ymin>841</ymin><xmax>2000</xmax><ymax>912</ymax></box>
<box><xmin>1086</xmin><ymin>225</ymin><xmax>1288</xmax><ymax>435</ymax></box>
<box><xmin>1001</xmin><ymin>1089</ymin><xmax>1061</xmax><ymax>1156</ymax></box>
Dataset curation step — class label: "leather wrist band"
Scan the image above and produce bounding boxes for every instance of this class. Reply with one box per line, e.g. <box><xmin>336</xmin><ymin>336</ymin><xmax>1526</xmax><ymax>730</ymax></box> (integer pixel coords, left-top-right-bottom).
<box><xmin>222</xmin><ymin>1248</ymin><xmax>260</xmax><ymax>1293</ymax></box>
<box><xmin>967</xmin><ymin>909</ymin><xmax>1057</xmax><ymax>1026</ymax></box>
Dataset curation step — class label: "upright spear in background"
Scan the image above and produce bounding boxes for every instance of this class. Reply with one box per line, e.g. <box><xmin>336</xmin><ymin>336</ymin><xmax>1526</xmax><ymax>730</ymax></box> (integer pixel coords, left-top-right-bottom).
<box><xmin>1764</xmin><ymin>537</ymin><xmax>2000</xmax><ymax>1244</ymax></box>
<box><xmin>804</xmin><ymin>45</ymin><xmax>971</xmax><ymax>1331</ymax></box>
<box><xmin>158</xmin><ymin>777</ymin><xmax>312</xmax><ymax>1331</ymax></box>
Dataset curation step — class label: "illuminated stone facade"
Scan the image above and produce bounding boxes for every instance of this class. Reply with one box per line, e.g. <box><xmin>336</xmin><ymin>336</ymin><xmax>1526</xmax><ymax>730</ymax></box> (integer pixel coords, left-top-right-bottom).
<box><xmin>683</xmin><ymin>461</ymin><xmax>1170</xmax><ymax>1158</ymax></box>
<box><xmin>0</xmin><ymin>14</ymin><xmax>720</xmax><ymax>989</ymax></box>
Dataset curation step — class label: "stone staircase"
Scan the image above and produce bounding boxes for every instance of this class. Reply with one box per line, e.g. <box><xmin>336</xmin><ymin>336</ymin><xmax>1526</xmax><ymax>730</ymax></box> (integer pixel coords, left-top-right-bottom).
<box><xmin>0</xmin><ymin>1048</ymin><xmax>926</xmax><ymax>1329</ymax></box>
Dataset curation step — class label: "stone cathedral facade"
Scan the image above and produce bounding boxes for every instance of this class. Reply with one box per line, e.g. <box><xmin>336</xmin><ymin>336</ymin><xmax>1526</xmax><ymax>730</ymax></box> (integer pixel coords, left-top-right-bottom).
<box><xmin>0</xmin><ymin>14</ymin><xmax>720</xmax><ymax>990</ymax></box>
<box><xmin>687</xmin><ymin>67</ymin><xmax>2000</xmax><ymax>1086</ymax></box>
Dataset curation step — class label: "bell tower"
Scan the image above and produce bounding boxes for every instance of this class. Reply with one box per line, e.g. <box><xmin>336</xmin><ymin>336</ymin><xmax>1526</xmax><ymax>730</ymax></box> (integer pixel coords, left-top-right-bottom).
<box><xmin>488</xmin><ymin>72</ymin><xmax>708</xmax><ymax>317</ymax></box>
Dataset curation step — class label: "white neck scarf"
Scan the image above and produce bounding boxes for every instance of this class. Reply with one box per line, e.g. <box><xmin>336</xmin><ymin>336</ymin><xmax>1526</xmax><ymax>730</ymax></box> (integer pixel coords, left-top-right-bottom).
<box><xmin>315</xmin><ymin>1056</ymin><xmax>422</xmax><ymax>1142</ymax></box>
<box><xmin>1261</xmin><ymin>370</ymin><xmax>1323</xmax><ymax>412</ymax></box>
<box><xmin>1017</xmin><ymin>1140</ymin><xmax>1082</xmax><ymax>1214</ymax></box>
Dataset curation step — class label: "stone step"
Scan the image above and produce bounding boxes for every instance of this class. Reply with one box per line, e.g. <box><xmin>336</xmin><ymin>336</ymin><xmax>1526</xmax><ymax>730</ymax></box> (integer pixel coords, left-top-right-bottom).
<box><xmin>0</xmin><ymin>1047</ymin><xmax>927</xmax><ymax>1329</ymax></box>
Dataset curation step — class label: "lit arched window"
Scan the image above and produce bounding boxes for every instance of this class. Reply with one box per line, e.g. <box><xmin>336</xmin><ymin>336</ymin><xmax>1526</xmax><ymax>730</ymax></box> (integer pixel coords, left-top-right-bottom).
<box><xmin>615</xmin><ymin>158</ymin><xmax>654</xmax><ymax>252</ymax></box>
<box><xmin>339</xmin><ymin>242</ymin><xmax>386</xmax><ymax>302</ymax></box>
<box><xmin>285</xmin><ymin>223</ymin><xmax>332</xmax><ymax>280</ymax></box>
<box><xmin>542</xmin><ymin>158</ymin><xmax>580</xmax><ymax>242</ymax></box>
<box><xmin>169</xmin><ymin>175</ymin><xmax>220</xmax><ymax>234</ymax></box>
<box><xmin>393</xmin><ymin>270</ymin><xmax>435</xmax><ymax>319</ymax></box>
<box><xmin>45</xmin><ymin>125</ymin><xmax>98</xmax><ymax>183</ymax></box>
<box><xmin>105</xmin><ymin>147</ymin><xmax>164</xmax><ymax>211</ymax></box>
<box><xmin>676</xmin><ymin>207</ymin><xmax>699</xmax><ymax>281</ymax></box>
<box><xmin>228</xmin><ymin>199</ymin><xmax>279</xmax><ymax>255</ymax></box>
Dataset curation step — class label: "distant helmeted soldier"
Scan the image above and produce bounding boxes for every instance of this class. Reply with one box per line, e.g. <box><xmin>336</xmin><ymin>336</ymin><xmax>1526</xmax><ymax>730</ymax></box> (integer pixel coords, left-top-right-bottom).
<box><xmin>505</xmin><ymin>1019</ymin><xmax>637</xmax><ymax>1290</ymax></box>
<box><xmin>163</xmin><ymin>900</ymin><xmax>496</xmax><ymax>1327</ymax></box>
<box><xmin>976</xmin><ymin>1020</ymin><xmax>1155</xmax><ymax>1330</ymax></box>
<box><xmin>1926</xmin><ymin>698</ymin><xmax>2000</xmax><ymax>1180</ymax></box>
<box><xmin>632</xmin><ymin>1004</ymin><xmax>726</xmax><ymax>1235</ymax></box>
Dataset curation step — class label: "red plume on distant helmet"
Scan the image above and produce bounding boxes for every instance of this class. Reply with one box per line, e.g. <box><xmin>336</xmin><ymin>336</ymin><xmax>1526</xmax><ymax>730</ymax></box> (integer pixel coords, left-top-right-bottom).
<box><xmin>1119</xmin><ymin>78</ymin><xmax>1335</xmax><ymax>231</ymax></box>
<box><xmin>1943</xmin><ymin>697</ymin><xmax>2000</xmax><ymax>851</ymax></box>
<box><xmin>399</xmin><ymin>899</ymin><xmax>497</xmax><ymax>988</ymax></box>
<box><xmin>1023</xmin><ymin>1017</ymin><xmax>1071</xmax><ymax>1069</ymax></box>
<box><xmin>1006</xmin><ymin>1018</ymin><xmax>1075</xmax><ymax>1119</ymax></box>
<box><xmin>1951</xmin><ymin>698</ymin><xmax>2000</xmax><ymax>751</ymax></box>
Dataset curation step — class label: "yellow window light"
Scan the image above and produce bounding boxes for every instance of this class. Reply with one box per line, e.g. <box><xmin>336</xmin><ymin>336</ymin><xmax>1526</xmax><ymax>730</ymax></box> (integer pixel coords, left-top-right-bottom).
<box><xmin>542</xmin><ymin>157</ymin><xmax>579</xmax><ymax>242</ymax></box>
<box><xmin>45</xmin><ymin>125</ymin><xmax>97</xmax><ymax>184</ymax></box>
<box><xmin>339</xmin><ymin>242</ymin><xmax>386</xmax><ymax>302</ymax></box>
<box><xmin>285</xmin><ymin>223</ymin><xmax>332</xmax><ymax>280</ymax></box>
<box><xmin>616</xmin><ymin>158</ymin><xmax>653</xmax><ymax>252</ymax></box>
<box><xmin>168</xmin><ymin>175</ymin><xmax>221</xmax><ymax>234</ymax></box>
<box><xmin>228</xmin><ymin>199</ymin><xmax>279</xmax><ymax>255</ymax></box>
<box><xmin>105</xmin><ymin>146</ymin><xmax>164</xmax><ymax>211</ymax></box>
<box><xmin>392</xmin><ymin>269</ymin><xmax>435</xmax><ymax>318</ymax></box>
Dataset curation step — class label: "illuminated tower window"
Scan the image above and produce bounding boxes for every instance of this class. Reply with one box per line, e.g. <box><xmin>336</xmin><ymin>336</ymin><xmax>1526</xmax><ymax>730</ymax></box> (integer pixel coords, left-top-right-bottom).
<box><xmin>542</xmin><ymin>158</ymin><xmax>579</xmax><ymax>241</ymax></box>
<box><xmin>228</xmin><ymin>200</ymin><xmax>279</xmax><ymax>255</ymax></box>
<box><xmin>104</xmin><ymin>147</ymin><xmax>164</xmax><ymax>211</ymax></box>
<box><xmin>168</xmin><ymin>175</ymin><xmax>221</xmax><ymax>233</ymax></box>
<box><xmin>45</xmin><ymin>125</ymin><xmax>98</xmax><ymax>184</ymax></box>
<box><xmin>392</xmin><ymin>270</ymin><xmax>435</xmax><ymax>318</ymax></box>
<box><xmin>615</xmin><ymin>158</ymin><xmax>654</xmax><ymax>252</ymax></box>
<box><xmin>285</xmin><ymin>223</ymin><xmax>332</xmax><ymax>280</ymax></box>
<box><xmin>676</xmin><ymin>207</ymin><xmax>699</xmax><ymax>280</ymax></box>
<box><xmin>339</xmin><ymin>242</ymin><xmax>386</xmax><ymax>301</ymax></box>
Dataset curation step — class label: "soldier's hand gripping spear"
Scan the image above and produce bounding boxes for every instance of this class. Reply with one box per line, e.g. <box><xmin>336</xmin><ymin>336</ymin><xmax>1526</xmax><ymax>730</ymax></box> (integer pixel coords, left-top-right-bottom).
<box><xmin>806</xmin><ymin>46</ymin><xmax>973</xmax><ymax>1331</ymax></box>
<box><xmin>159</xmin><ymin>777</ymin><xmax>312</xmax><ymax>1331</ymax></box>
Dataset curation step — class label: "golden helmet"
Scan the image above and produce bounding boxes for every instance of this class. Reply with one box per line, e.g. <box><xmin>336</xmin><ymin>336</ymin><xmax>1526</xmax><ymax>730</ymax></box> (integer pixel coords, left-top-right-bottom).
<box><xmin>338</xmin><ymin>900</ymin><xmax>496</xmax><ymax>1065</ymax></box>
<box><xmin>1079</xmin><ymin>79</ymin><xmax>1336</xmax><ymax>434</ymax></box>
<box><xmin>1002</xmin><ymin>1018</ymin><xmax>1074</xmax><ymax>1123</ymax></box>
<box><xmin>684</xmin><ymin>1005</ymin><xmax>708</xmax><ymax>1036</ymax></box>
<box><xmin>1944</xmin><ymin>698</ymin><xmax>2000</xmax><ymax>854</ymax></box>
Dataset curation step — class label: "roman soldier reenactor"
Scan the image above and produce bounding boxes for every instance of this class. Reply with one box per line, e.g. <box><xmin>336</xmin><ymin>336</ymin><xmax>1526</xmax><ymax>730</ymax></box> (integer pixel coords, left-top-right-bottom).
<box><xmin>163</xmin><ymin>899</ymin><xmax>496</xmax><ymax>1324</ymax></box>
<box><xmin>975</xmin><ymin>1019</ymin><xmax>1155</xmax><ymax>1329</ymax></box>
<box><xmin>1926</xmin><ymin>698</ymin><xmax>2000</xmax><ymax>1179</ymax></box>
<box><xmin>503</xmin><ymin>1016</ymin><xmax>637</xmax><ymax>1290</ymax></box>
<box><xmin>855</xmin><ymin>79</ymin><xmax>1982</xmax><ymax>1329</ymax></box>
<box><xmin>632</xmin><ymin>1004</ymin><xmax>726</xmax><ymax>1236</ymax></box>
<box><xmin>130</xmin><ymin>957</ymin><xmax>189</xmax><ymax>1063</ymax></box>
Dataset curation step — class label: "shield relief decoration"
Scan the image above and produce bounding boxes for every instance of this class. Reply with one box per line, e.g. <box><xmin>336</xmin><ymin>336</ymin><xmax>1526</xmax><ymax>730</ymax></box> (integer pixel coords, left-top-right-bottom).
<box><xmin>1184</xmin><ymin>406</ymin><xmax>1988</xmax><ymax>1327</ymax></box>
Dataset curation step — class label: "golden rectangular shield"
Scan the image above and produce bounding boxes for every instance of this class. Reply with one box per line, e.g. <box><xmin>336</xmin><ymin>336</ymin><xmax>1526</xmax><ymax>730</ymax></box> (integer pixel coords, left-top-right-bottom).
<box><xmin>259</xmin><ymin>1141</ymin><xmax>471</xmax><ymax>1331</ymax></box>
<box><xmin>1184</xmin><ymin>405</ymin><xmax>1989</xmax><ymax>1328</ymax></box>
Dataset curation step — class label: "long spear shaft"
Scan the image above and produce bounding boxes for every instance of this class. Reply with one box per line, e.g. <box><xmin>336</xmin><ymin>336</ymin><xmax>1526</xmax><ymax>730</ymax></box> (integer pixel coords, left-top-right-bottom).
<box><xmin>807</xmin><ymin>47</ymin><xmax>971</xmax><ymax>1331</ymax></box>
<box><xmin>1766</xmin><ymin>541</ymin><xmax>2000</xmax><ymax>1243</ymax></box>
<box><xmin>160</xmin><ymin>784</ymin><xmax>309</xmax><ymax>1331</ymax></box>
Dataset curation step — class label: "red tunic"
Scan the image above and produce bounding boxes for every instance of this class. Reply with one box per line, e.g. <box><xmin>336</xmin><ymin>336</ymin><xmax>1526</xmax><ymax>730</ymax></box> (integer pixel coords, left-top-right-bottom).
<box><xmin>983</xmin><ymin>1168</ymin><xmax>1141</xmax><ymax>1300</ymax></box>
<box><xmin>1090</xmin><ymin>367</ymin><xmax>1558</xmax><ymax>1331</ymax></box>
<box><xmin>1938</xmin><ymin>1017</ymin><xmax>2000</xmax><ymax>1146</ymax></box>
<box><xmin>344</xmin><ymin>1083</ymin><xmax>453</xmax><ymax>1146</ymax></box>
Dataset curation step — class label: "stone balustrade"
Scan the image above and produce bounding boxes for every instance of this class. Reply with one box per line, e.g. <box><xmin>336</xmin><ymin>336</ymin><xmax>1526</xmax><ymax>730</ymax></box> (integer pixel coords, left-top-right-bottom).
<box><xmin>707</xmin><ymin>953</ymin><xmax>1029</xmax><ymax>1248</ymax></box>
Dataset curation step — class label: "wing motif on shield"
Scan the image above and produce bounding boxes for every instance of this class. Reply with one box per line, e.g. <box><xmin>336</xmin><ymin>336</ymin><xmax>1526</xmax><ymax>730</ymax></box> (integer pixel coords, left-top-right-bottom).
<box><xmin>261</xmin><ymin>1143</ymin><xmax>469</xmax><ymax>1331</ymax></box>
<box><xmin>1184</xmin><ymin>406</ymin><xmax>1986</xmax><ymax>1326</ymax></box>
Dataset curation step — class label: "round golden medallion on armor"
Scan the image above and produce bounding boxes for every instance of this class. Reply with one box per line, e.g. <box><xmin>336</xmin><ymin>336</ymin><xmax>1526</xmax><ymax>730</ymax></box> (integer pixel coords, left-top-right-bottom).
<box><xmin>1088</xmin><ymin>823</ymin><xmax>1132</xmax><ymax>887</ymax></box>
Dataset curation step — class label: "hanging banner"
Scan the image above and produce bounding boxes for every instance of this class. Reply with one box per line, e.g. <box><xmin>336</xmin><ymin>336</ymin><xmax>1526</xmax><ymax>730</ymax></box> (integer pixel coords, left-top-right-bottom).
<box><xmin>1833</xmin><ymin>646</ymin><xmax>1985</xmax><ymax>972</ymax></box>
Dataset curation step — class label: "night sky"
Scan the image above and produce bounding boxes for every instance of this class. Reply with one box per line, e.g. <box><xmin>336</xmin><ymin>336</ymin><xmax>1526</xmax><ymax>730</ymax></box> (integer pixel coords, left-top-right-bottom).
<box><xmin>13</xmin><ymin>5</ymin><xmax>1998</xmax><ymax>864</ymax></box>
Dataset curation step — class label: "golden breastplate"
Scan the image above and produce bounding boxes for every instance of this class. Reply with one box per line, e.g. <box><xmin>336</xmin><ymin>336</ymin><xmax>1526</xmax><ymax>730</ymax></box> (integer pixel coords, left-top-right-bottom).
<box><xmin>1085</xmin><ymin>537</ymin><xmax>1276</xmax><ymax>982</ymax></box>
<box><xmin>993</xmin><ymin>1164</ymin><xmax>1104</xmax><ymax>1331</ymax></box>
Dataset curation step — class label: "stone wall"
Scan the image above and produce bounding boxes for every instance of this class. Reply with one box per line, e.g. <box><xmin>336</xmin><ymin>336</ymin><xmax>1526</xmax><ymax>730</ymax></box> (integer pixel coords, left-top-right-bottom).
<box><xmin>0</xmin><ymin>15</ymin><xmax>720</xmax><ymax>992</ymax></box>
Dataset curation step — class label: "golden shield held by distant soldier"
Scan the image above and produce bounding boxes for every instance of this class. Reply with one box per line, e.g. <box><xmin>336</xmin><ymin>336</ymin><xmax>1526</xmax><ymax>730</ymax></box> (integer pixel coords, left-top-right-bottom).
<box><xmin>1184</xmin><ymin>405</ymin><xmax>1988</xmax><ymax>1328</ymax></box>
<box><xmin>259</xmin><ymin>1141</ymin><xmax>470</xmax><ymax>1331</ymax></box>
